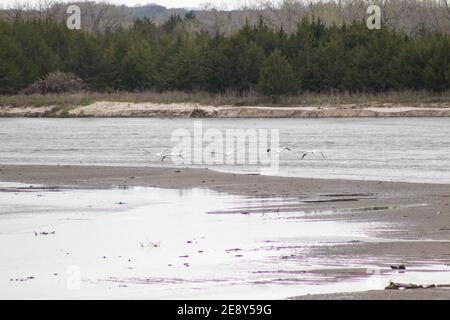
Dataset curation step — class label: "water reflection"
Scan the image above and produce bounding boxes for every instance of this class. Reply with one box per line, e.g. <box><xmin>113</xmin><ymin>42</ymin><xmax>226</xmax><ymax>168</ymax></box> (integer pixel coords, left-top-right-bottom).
<box><xmin>0</xmin><ymin>183</ymin><xmax>448</xmax><ymax>299</ymax></box>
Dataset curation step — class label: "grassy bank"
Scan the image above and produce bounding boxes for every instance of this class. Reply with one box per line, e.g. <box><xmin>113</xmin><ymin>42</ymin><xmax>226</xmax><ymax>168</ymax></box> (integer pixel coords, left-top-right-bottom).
<box><xmin>1</xmin><ymin>90</ymin><xmax>450</xmax><ymax>109</ymax></box>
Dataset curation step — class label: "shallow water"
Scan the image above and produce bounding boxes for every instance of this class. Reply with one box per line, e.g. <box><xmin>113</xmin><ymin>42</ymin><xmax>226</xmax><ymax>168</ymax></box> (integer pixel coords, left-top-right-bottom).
<box><xmin>1</xmin><ymin>118</ymin><xmax>450</xmax><ymax>183</ymax></box>
<box><xmin>1</xmin><ymin>183</ymin><xmax>449</xmax><ymax>299</ymax></box>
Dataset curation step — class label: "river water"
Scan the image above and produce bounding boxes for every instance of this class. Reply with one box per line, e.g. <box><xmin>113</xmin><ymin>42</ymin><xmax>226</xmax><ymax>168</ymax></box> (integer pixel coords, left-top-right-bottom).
<box><xmin>1</xmin><ymin>118</ymin><xmax>450</xmax><ymax>183</ymax></box>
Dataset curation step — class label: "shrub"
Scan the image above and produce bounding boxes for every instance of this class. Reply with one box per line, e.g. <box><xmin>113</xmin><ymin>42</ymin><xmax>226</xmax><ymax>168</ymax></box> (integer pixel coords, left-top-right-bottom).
<box><xmin>21</xmin><ymin>72</ymin><xmax>86</xmax><ymax>95</ymax></box>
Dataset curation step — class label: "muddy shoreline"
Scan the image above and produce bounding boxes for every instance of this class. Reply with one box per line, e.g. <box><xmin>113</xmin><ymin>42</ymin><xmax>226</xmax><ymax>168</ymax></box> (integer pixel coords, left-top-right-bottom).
<box><xmin>292</xmin><ymin>289</ymin><xmax>450</xmax><ymax>300</ymax></box>
<box><xmin>1</xmin><ymin>164</ymin><xmax>450</xmax><ymax>299</ymax></box>
<box><xmin>1</xmin><ymin>101</ymin><xmax>450</xmax><ymax>118</ymax></box>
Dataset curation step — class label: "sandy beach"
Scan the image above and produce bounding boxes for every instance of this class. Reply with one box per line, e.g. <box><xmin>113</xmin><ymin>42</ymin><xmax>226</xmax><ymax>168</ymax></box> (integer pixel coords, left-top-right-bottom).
<box><xmin>2</xmin><ymin>101</ymin><xmax>450</xmax><ymax>118</ymax></box>
<box><xmin>1</xmin><ymin>164</ymin><xmax>450</xmax><ymax>299</ymax></box>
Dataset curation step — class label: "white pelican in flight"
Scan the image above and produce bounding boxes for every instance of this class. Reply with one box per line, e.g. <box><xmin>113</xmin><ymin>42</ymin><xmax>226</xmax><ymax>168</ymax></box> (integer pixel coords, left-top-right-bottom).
<box><xmin>143</xmin><ymin>146</ymin><xmax>172</xmax><ymax>159</ymax></box>
<box><xmin>301</xmin><ymin>150</ymin><xmax>327</xmax><ymax>160</ymax></box>
<box><xmin>161</xmin><ymin>152</ymin><xmax>184</xmax><ymax>161</ymax></box>
<box><xmin>267</xmin><ymin>147</ymin><xmax>292</xmax><ymax>154</ymax></box>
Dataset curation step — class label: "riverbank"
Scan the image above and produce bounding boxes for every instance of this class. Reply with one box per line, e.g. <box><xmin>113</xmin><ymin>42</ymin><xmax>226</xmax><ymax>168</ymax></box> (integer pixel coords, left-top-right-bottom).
<box><xmin>1</xmin><ymin>90</ymin><xmax>450</xmax><ymax>118</ymax></box>
<box><xmin>1</xmin><ymin>101</ymin><xmax>450</xmax><ymax>118</ymax></box>
<box><xmin>1</xmin><ymin>165</ymin><xmax>450</xmax><ymax>299</ymax></box>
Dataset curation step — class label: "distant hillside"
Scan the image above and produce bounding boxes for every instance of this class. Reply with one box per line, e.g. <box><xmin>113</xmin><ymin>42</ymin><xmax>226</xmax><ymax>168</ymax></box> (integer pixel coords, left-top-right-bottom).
<box><xmin>127</xmin><ymin>4</ymin><xmax>188</xmax><ymax>22</ymax></box>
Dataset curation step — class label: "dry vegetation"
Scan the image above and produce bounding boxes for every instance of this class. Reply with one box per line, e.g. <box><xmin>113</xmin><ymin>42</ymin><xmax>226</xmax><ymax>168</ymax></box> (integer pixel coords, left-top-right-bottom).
<box><xmin>20</xmin><ymin>72</ymin><xmax>86</xmax><ymax>95</ymax></box>
<box><xmin>1</xmin><ymin>90</ymin><xmax>450</xmax><ymax>109</ymax></box>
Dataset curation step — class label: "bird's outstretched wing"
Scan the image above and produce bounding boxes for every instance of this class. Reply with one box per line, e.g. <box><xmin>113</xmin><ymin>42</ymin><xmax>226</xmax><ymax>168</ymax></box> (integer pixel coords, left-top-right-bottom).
<box><xmin>279</xmin><ymin>147</ymin><xmax>292</xmax><ymax>153</ymax></box>
<box><xmin>301</xmin><ymin>152</ymin><xmax>309</xmax><ymax>160</ymax></box>
<box><xmin>156</xmin><ymin>146</ymin><xmax>172</xmax><ymax>157</ymax></box>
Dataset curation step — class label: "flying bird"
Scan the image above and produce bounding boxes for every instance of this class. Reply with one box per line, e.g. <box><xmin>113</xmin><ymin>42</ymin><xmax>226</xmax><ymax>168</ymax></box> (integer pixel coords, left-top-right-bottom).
<box><xmin>267</xmin><ymin>147</ymin><xmax>292</xmax><ymax>154</ymax></box>
<box><xmin>161</xmin><ymin>152</ymin><xmax>184</xmax><ymax>161</ymax></box>
<box><xmin>143</xmin><ymin>146</ymin><xmax>172</xmax><ymax>159</ymax></box>
<box><xmin>300</xmin><ymin>150</ymin><xmax>327</xmax><ymax>160</ymax></box>
<box><xmin>210</xmin><ymin>151</ymin><xmax>233</xmax><ymax>156</ymax></box>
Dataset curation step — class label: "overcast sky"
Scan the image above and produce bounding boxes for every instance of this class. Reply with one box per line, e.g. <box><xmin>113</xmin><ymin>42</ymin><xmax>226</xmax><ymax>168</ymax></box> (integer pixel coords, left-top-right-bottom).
<box><xmin>0</xmin><ymin>0</ymin><xmax>264</xmax><ymax>10</ymax></box>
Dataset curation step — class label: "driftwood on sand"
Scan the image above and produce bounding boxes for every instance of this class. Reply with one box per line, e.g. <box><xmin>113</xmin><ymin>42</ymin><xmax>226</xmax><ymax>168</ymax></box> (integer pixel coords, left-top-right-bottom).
<box><xmin>385</xmin><ymin>281</ymin><xmax>450</xmax><ymax>290</ymax></box>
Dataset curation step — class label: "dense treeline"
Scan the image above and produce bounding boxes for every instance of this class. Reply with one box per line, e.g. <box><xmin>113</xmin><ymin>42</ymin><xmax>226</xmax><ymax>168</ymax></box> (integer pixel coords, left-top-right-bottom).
<box><xmin>0</xmin><ymin>16</ymin><xmax>449</xmax><ymax>97</ymax></box>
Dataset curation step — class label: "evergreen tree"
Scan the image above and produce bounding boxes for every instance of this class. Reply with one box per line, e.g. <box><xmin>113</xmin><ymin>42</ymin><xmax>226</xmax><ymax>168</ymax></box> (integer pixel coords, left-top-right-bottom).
<box><xmin>119</xmin><ymin>40</ymin><xmax>157</xmax><ymax>90</ymax></box>
<box><xmin>162</xmin><ymin>15</ymin><xmax>183</xmax><ymax>33</ymax></box>
<box><xmin>226</xmin><ymin>35</ymin><xmax>265</xmax><ymax>92</ymax></box>
<box><xmin>201</xmin><ymin>38</ymin><xmax>233</xmax><ymax>93</ymax></box>
<box><xmin>0</xmin><ymin>35</ymin><xmax>23</xmax><ymax>93</ymax></box>
<box><xmin>258</xmin><ymin>49</ymin><xmax>298</xmax><ymax>101</ymax></box>
<box><xmin>0</xmin><ymin>18</ymin><xmax>449</xmax><ymax>97</ymax></box>
<box><xmin>160</xmin><ymin>36</ymin><xmax>203</xmax><ymax>91</ymax></box>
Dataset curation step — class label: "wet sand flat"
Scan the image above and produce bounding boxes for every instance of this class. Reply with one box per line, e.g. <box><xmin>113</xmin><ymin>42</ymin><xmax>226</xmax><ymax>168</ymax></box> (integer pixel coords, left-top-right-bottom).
<box><xmin>1</xmin><ymin>184</ymin><xmax>402</xmax><ymax>299</ymax></box>
<box><xmin>1</xmin><ymin>165</ymin><xmax>450</xmax><ymax>299</ymax></box>
<box><xmin>292</xmin><ymin>289</ymin><xmax>450</xmax><ymax>300</ymax></box>
<box><xmin>1</xmin><ymin>165</ymin><xmax>449</xmax><ymax>237</ymax></box>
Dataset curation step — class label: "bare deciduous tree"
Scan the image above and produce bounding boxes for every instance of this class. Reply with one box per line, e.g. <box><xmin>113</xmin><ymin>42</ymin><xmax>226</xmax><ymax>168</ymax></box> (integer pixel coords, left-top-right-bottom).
<box><xmin>1</xmin><ymin>0</ymin><xmax>449</xmax><ymax>35</ymax></box>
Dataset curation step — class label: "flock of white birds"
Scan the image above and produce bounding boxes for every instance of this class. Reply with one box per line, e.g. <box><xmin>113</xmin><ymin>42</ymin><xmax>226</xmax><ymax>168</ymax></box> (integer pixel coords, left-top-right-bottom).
<box><xmin>144</xmin><ymin>147</ymin><xmax>327</xmax><ymax>162</ymax></box>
